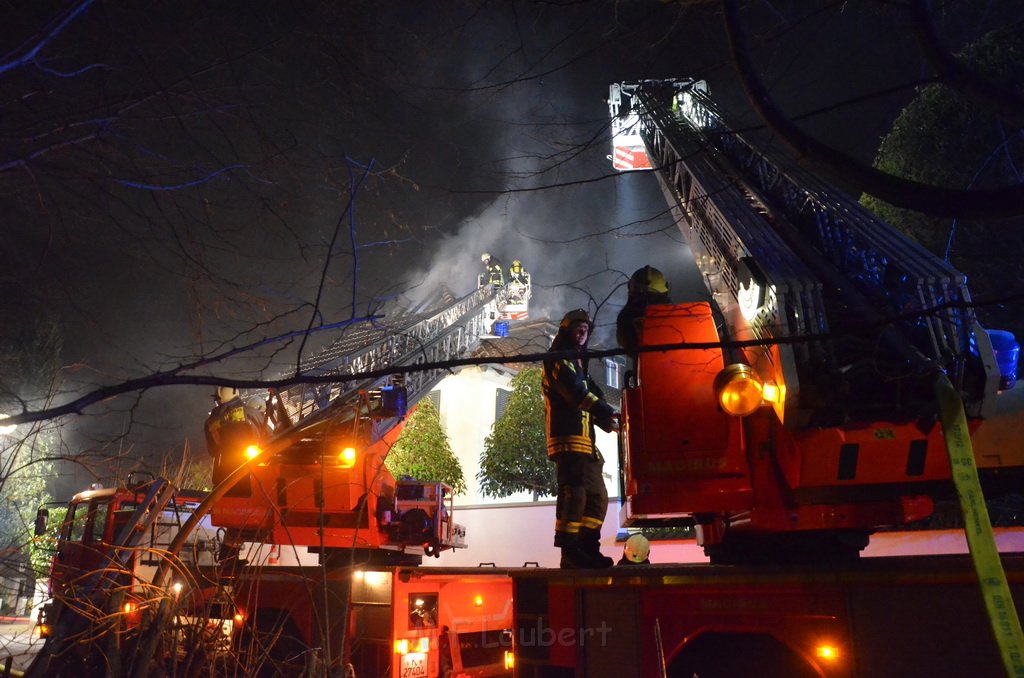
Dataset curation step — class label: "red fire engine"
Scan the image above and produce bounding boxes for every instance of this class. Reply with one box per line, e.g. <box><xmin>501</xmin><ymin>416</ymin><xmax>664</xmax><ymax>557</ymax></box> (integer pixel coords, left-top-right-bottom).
<box><xmin>611</xmin><ymin>79</ymin><xmax>1024</xmax><ymax>564</ymax></box>
<box><xmin>27</xmin><ymin>79</ymin><xmax>1024</xmax><ymax>678</ymax></box>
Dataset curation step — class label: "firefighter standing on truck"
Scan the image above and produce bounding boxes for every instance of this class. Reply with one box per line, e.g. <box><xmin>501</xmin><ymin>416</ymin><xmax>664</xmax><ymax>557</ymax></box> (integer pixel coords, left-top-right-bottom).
<box><xmin>543</xmin><ymin>309</ymin><xmax>618</xmax><ymax>569</ymax></box>
<box><xmin>204</xmin><ymin>386</ymin><xmax>263</xmax><ymax>497</ymax></box>
<box><xmin>616</xmin><ymin>265</ymin><xmax>672</xmax><ymax>358</ymax></box>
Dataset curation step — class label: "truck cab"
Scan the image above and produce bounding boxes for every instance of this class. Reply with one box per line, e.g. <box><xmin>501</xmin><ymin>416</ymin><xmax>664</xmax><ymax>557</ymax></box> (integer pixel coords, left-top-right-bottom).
<box><xmin>36</xmin><ymin>477</ymin><xmax>218</xmax><ymax>637</ymax></box>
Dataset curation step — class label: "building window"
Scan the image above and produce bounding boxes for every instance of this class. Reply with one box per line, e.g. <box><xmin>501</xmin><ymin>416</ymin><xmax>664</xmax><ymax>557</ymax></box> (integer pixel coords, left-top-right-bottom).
<box><xmin>495</xmin><ymin>388</ymin><xmax>512</xmax><ymax>421</ymax></box>
<box><xmin>604</xmin><ymin>358</ymin><xmax>621</xmax><ymax>390</ymax></box>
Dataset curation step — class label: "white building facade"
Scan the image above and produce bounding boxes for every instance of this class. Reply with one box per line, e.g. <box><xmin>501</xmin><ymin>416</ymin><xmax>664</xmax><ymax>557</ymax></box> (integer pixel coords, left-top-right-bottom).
<box><xmin>424</xmin><ymin>357</ymin><xmax>624</xmax><ymax>569</ymax></box>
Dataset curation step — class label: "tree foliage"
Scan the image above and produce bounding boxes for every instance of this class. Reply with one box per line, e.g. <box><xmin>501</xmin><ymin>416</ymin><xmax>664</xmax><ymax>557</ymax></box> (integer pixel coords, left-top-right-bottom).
<box><xmin>478</xmin><ymin>368</ymin><xmax>554</xmax><ymax>500</ymax></box>
<box><xmin>0</xmin><ymin>319</ymin><xmax>62</xmax><ymax>585</ymax></box>
<box><xmin>0</xmin><ymin>436</ymin><xmax>56</xmax><ymax>550</ymax></box>
<box><xmin>724</xmin><ymin>0</ymin><xmax>1024</xmax><ymax>219</ymax></box>
<box><xmin>0</xmin><ymin>319</ymin><xmax>62</xmax><ymax>413</ymax></box>
<box><xmin>29</xmin><ymin>506</ymin><xmax>66</xmax><ymax>580</ymax></box>
<box><xmin>385</xmin><ymin>397</ymin><xmax>466</xmax><ymax>495</ymax></box>
<box><xmin>862</xmin><ymin>24</ymin><xmax>1024</xmax><ymax>336</ymax></box>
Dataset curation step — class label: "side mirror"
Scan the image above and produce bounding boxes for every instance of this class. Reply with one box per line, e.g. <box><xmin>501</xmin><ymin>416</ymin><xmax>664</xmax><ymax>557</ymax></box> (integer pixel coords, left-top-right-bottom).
<box><xmin>34</xmin><ymin>508</ymin><xmax>49</xmax><ymax>537</ymax></box>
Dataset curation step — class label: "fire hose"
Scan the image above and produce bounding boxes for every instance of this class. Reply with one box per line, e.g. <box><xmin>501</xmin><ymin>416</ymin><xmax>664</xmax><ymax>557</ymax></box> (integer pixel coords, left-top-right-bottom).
<box><xmin>934</xmin><ymin>373</ymin><xmax>1024</xmax><ymax>676</ymax></box>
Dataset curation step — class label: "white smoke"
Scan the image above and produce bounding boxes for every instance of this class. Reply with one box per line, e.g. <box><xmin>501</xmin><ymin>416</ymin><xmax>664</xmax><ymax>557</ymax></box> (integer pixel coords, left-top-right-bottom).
<box><xmin>367</xmin><ymin>3</ymin><xmax>712</xmax><ymax>346</ymax></box>
<box><xmin>404</xmin><ymin>173</ymin><xmax>708</xmax><ymax>347</ymax></box>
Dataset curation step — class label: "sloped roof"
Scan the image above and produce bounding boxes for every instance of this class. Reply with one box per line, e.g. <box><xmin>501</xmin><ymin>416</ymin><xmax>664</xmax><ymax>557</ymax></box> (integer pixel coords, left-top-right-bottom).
<box><xmin>472</xmin><ymin>318</ymin><xmax>624</xmax><ymax>406</ymax></box>
<box><xmin>474</xmin><ymin>319</ymin><xmax>557</xmax><ymax>369</ymax></box>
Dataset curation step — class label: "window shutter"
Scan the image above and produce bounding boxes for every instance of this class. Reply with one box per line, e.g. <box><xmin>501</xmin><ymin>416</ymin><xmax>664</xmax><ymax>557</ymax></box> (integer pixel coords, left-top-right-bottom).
<box><xmin>495</xmin><ymin>388</ymin><xmax>511</xmax><ymax>421</ymax></box>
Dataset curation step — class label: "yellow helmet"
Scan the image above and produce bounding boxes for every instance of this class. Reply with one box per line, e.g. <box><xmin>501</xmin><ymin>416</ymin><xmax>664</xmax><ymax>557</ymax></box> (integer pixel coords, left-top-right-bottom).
<box><xmin>629</xmin><ymin>265</ymin><xmax>669</xmax><ymax>295</ymax></box>
<box><xmin>623</xmin><ymin>533</ymin><xmax>650</xmax><ymax>563</ymax></box>
<box><xmin>215</xmin><ymin>386</ymin><xmax>239</xmax><ymax>403</ymax></box>
<box><xmin>559</xmin><ymin>308</ymin><xmax>592</xmax><ymax>330</ymax></box>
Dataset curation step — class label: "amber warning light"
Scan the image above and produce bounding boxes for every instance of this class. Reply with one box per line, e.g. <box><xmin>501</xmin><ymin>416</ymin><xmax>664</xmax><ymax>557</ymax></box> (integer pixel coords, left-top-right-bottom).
<box><xmin>338</xmin><ymin>446</ymin><xmax>357</xmax><ymax>468</ymax></box>
<box><xmin>394</xmin><ymin>637</ymin><xmax>430</xmax><ymax>655</ymax></box>
<box><xmin>713</xmin><ymin>363</ymin><xmax>783</xmax><ymax>417</ymax></box>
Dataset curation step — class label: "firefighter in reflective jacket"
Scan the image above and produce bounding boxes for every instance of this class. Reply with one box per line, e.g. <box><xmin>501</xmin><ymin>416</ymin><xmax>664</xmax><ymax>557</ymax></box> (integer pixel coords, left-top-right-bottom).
<box><xmin>481</xmin><ymin>253</ymin><xmax>505</xmax><ymax>287</ymax></box>
<box><xmin>508</xmin><ymin>259</ymin><xmax>528</xmax><ymax>285</ymax></box>
<box><xmin>616</xmin><ymin>265</ymin><xmax>672</xmax><ymax>357</ymax></box>
<box><xmin>204</xmin><ymin>386</ymin><xmax>263</xmax><ymax>497</ymax></box>
<box><xmin>506</xmin><ymin>259</ymin><xmax>530</xmax><ymax>305</ymax></box>
<box><xmin>543</xmin><ymin>309</ymin><xmax>619</xmax><ymax>569</ymax></box>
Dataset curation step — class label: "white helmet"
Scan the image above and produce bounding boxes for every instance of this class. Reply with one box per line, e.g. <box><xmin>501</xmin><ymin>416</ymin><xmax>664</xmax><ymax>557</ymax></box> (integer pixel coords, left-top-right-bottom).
<box><xmin>215</xmin><ymin>386</ymin><xmax>239</xmax><ymax>403</ymax></box>
<box><xmin>481</xmin><ymin>252</ymin><xmax>491</xmax><ymax>263</ymax></box>
<box><xmin>623</xmin><ymin>533</ymin><xmax>650</xmax><ymax>563</ymax></box>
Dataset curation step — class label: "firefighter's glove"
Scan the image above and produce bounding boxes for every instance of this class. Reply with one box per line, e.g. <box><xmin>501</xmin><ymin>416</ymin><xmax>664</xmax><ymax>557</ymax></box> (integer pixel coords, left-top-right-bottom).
<box><xmin>597</xmin><ymin>411</ymin><xmax>620</xmax><ymax>433</ymax></box>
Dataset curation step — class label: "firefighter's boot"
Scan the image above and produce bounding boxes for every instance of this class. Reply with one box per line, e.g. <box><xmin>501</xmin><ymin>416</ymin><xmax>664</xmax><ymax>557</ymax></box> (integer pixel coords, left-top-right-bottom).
<box><xmin>558</xmin><ymin>534</ymin><xmax>591</xmax><ymax>569</ymax></box>
<box><xmin>579</xmin><ymin>528</ymin><xmax>614</xmax><ymax>568</ymax></box>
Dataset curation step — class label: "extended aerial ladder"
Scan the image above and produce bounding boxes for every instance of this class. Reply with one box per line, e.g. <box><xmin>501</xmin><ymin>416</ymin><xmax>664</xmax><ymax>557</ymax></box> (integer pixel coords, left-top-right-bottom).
<box><xmin>611</xmin><ymin>79</ymin><xmax>1023</xmax><ymax>558</ymax></box>
<box><xmin>212</xmin><ymin>284</ymin><xmax>510</xmax><ymax>561</ymax></box>
<box><xmin>268</xmin><ymin>284</ymin><xmax>505</xmax><ymax>434</ymax></box>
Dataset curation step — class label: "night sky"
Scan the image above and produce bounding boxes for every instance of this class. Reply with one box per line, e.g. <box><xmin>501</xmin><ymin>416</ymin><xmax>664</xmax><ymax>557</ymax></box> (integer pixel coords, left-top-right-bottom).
<box><xmin>2</xmin><ymin>1</ymin><xmax>1020</xmax><ymax>488</ymax></box>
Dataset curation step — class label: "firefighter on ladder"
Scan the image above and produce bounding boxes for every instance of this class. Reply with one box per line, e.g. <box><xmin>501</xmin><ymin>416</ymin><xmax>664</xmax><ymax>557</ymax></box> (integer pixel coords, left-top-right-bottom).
<box><xmin>506</xmin><ymin>259</ymin><xmax>529</xmax><ymax>305</ymax></box>
<box><xmin>543</xmin><ymin>309</ymin><xmax>619</xmax><ymax>569</ymax></box>
<box><xmin>480</xmin><ymin>252</ymin><xmax>505</xmax><ymax>287</ymax></box>
<box><xmin>508</xmin><ymin>259</ymin><xmax>528</xmax><ymax>285</ymax></box>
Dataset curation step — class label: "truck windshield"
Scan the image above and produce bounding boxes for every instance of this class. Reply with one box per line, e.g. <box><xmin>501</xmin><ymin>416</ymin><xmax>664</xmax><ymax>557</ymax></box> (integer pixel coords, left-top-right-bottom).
<box><xmin>111</xmin><ymin>502</ymin><xmax>138</xmax><ymax>542</ymax></box>
<box><xmin>65</xmin><ymin>499</ymin><xmax>112</xmax><ymax>544</ymax></box>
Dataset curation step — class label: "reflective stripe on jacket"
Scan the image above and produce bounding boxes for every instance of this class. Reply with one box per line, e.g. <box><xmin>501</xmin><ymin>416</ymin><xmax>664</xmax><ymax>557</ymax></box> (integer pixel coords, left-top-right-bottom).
<box><xmin>542</xmin><ymin>356</ymin><xmax>613</xmax><ymax>457</ymax></box>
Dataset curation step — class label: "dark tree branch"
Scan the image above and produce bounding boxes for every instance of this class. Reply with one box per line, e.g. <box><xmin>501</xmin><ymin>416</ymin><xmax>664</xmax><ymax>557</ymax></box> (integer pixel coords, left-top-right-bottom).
<box><xmin>295</xmin><ymin>157</ymin><xmax>375</xmax><ymax>373</ymax></box>
<box><xmin>721</xmin><ymin>0</ymin><xmax>1024</xmax><ymax>220</ymax></box>
<box><xmin>0</xmin><ymin>316</ymin><xmax>381</xmax><ymax>425</ymax></box>
<box><xmin>0</xmin><ymin>0</ymin><xmax>95</xmax><ymax>77</ymax></box>
<box><xmin>9</xmin><ymin>280</ymin><xmax>1021</xmax><ymax>429</ymax></box>
<box><xmin>908</xmin><ymin>0</ymin><xmax>1024</xmax><ymax>129</ymax></box>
